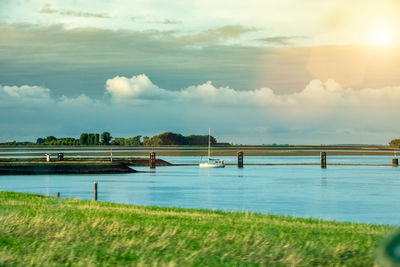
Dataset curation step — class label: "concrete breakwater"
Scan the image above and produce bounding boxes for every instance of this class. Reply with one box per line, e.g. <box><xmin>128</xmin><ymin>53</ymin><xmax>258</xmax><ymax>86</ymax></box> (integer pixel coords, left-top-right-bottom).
<box><xmin>0</xmin><ymin>157</ymin><xmax>172</xmax><ymax>166</ymax></box>
<box><xmin>0</xmin><ymin>162</ymin><xmax>137</xmax><ymax>175</ymax></box>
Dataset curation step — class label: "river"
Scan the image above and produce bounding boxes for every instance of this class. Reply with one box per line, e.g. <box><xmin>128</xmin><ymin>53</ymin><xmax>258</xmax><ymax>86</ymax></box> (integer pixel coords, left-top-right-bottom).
<box><xmin>1</xmin><ymin>155</ymin><xmax>399</xmax><ymax>225</ymax></box>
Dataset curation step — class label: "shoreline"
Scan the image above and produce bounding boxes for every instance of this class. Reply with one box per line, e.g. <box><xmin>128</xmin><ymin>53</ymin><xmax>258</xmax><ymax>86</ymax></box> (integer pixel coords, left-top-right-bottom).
<box><xmin>0</xmin><ymin>150</ymin><xmax>399</xmax><ymax>157</ymax></box>
<box><xmin>0</xmin><ymin>149</ymin><xmax>397</xmax><ymax>174</ymax></box>
<box><xmin>0</xmin><ymin>158</ymin><xmax>174</xmax><ymax>175</ymax></box>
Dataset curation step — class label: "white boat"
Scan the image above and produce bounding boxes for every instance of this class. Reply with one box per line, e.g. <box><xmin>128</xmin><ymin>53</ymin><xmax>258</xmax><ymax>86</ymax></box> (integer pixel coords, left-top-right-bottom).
<box><xmin>199</xmin><ymin>128</ymin><xmax>225</xmax><ymax>168</ymax></box>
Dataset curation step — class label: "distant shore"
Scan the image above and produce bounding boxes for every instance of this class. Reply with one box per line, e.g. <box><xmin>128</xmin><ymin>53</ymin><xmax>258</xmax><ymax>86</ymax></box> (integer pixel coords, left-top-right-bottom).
<box><xmin>0</xmin><ymin>145</ymin><xmax>399</xmax><ymax>157</ymax></box>
<box><xmin>0</xmin><ymin>146</ymin><xmax>398</xmax><ymax>173</ymax></box>
<box><xmin>0</xmin><ymin>145</ymin><xmax>400</xmax><ymax>156</ymax></box>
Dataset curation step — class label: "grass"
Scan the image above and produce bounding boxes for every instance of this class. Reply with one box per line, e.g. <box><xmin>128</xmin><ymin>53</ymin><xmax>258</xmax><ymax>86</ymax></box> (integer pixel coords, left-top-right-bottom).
<box><xmin>0</xmin><ymin>191</ymin><xmax>395</xmax><ymax>266</ymax></box>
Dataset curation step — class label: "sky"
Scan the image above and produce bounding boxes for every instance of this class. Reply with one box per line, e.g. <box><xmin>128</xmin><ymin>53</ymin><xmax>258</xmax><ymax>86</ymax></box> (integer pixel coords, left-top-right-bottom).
<box><xmin>1</xmin><ymin>0</ymin><xmax>400</xmax><ymax>144</ymax></box>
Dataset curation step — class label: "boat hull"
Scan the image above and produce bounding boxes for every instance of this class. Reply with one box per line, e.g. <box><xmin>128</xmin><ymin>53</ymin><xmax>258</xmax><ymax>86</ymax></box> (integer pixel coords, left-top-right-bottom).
<box><xmin>199</xmin><ymin>163</ymin><xmax>225</xmax><ymax>168</ymax></box>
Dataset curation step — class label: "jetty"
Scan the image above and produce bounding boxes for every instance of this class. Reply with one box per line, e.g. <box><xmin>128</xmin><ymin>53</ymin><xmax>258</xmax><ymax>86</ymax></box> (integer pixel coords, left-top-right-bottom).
<box><xmin>0</xmin><ymin>162</ymin><xmax>136</xmax><ymax>175</ymax></box>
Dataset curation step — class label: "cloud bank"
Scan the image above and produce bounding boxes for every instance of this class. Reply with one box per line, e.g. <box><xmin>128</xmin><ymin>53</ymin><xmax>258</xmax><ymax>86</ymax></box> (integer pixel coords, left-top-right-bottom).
<box><xmin>2</xmin><ymin>74</ymin><xmax>399</xmax><ymax>144</ymax></box>
<box><xmin>105</xmin><ymin>74</ymin><xmax>400</xmax><ymax>110</ymax></box>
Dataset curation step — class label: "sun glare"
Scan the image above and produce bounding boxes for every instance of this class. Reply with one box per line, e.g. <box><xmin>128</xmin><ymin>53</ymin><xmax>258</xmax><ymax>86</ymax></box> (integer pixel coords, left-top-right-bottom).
<box><xmin>370</xmin><ymin>27</ymin><xmax>393</xmax><ymax>46</ymax></box>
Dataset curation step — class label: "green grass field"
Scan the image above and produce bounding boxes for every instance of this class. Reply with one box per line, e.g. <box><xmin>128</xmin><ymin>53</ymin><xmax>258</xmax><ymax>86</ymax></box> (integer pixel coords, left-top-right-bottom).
<box><xmin>0</xmin><ymin>191</ymin><xmax>395</xmax><ymax>266</ymax></box>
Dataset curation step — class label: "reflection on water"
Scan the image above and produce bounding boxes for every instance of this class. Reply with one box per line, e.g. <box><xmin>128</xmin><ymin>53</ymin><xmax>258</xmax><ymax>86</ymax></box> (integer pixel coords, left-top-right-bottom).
<box><xmin>0</xmin><ymin>156</ymin><xmax>399</xmax><ymax>225</ymax></box>
<box><xmin>320</xmin><ymin>176</ymin><xmax>328</xmax><ymax>187</ymax></box>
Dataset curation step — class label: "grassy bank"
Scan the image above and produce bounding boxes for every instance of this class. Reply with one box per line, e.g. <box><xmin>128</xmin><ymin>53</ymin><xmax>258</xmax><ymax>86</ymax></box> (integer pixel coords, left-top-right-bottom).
<box><xmin>0</xmin><ymin>192</ymin><xmax>394</xmax><ymax>266</ymax></box>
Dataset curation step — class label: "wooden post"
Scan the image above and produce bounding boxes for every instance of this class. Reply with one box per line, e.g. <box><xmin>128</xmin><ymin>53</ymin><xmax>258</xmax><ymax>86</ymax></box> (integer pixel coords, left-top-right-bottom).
<box><xmin>393</xmin><ymin>158</ymin><xmax>399</xmax><ymax>167</ymax></box>
<box><xmin>56</xmin><ymin>192</ymin><xmax>60</xmax><ymax>198</ymax></box>
<box><xmin>150</xmin><ymin>152</ymin><xmax>156</xmax><ymax>169</ymax></box>
<box><xmin>94</xmin><ymin>182</ymin><xmax>98</xmax><ymax>201</ymax></box>
<box><xmin>320</xmin><ymin>152</ymin><xmax>327</xmax><ymax>168</ymax></box>
<box><xmin>237</xmin><ymin>151</ymin><xmax>244</xmax><ymax>168</ymax></box>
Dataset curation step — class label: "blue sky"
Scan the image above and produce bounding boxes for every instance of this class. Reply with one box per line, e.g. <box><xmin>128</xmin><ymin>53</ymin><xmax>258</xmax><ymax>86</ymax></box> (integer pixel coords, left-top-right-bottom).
<box><xmin>1</xmin><ymin>0</ymin><xmax>400</xmax><ymax>144</ymax></box>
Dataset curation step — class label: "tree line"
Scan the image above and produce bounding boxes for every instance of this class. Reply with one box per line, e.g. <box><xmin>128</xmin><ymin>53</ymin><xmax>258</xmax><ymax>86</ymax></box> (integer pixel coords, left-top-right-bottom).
<box><xmin>142</xmin><ymin>132</ymin><xmax>216</xmax><ymax>146</ymax></box>
<box><xmin>26</xmin><ymin>132</ymin><xmax>217</xmax><ymax>146</ymax></box>
<box><xmin>389</xmin><ymin>139</ymin><xmax>400</xmax><ymax>148</ymax></box>
<box><xmin>36</xmin><ymin>132</ymin><xmax>112</xmax><ymax>146</ymax></box>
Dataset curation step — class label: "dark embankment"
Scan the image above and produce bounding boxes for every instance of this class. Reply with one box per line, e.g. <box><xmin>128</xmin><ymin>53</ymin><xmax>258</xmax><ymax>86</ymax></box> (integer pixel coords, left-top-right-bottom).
<box><xmin>0</xmin><ymin>157</ymin><xmax>172</xmax><ymax>166</ymax></box>
<box><xmin>0</xmin><ymin>162</ymin><xmax>136</xmax><ymax>175</ymax></box>
<box><xmin>120</xmin><ymin>158</ymin><xmax>172</xmax><ymax>166</ymax></box>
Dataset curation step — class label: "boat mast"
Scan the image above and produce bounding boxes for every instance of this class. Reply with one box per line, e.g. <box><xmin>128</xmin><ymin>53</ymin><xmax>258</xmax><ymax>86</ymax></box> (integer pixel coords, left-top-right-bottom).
<box><xmin>208</xmin><ymin>128</ymin><xmax>211</xmax><ymax>162</ymax></box>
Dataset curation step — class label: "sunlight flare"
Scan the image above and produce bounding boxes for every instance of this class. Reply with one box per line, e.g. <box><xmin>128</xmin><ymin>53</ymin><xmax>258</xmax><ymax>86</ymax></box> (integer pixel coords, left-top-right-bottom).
<box><xmin>369</xmin><ymin>26</ymin><xmax>394</xmax><ymax>46</ymax></box>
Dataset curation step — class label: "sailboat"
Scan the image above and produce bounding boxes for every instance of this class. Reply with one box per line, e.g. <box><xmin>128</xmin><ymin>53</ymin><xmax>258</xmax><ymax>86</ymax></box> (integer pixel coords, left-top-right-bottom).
<box><xmin>199</xmin><ymin>128</ymin><xmax>225</xmax><ymax>168</ymax></box>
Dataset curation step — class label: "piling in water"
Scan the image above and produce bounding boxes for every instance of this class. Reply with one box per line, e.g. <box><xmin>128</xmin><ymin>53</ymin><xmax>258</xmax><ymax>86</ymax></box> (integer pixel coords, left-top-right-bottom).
<box><xmin>150</xmin><ymin>152</ymin><xmax>156</xmax><ymax>169</ymax></box>
<box><xmin>320</xmin><ymin>152</ymin><xmax>327</xmax><ymax>168</ymax></box>
<box><xmin>94</xmin><ymin>182</ymin><xmax>98</xmax><ymax>201</ymax></box>
<box><xmin>56</xmin><ymin>192</ymin><xmax>60</xmax><ymax>198</ymax></box>
<box><xmin>237</xmin><ymin>151</ymin><xmax>244</xmax><ymax>168</ymax></box>
<box><xmin>393</xmin><ymin>158</ymin><xmax>399</xmax><ymax>167</ymax></box>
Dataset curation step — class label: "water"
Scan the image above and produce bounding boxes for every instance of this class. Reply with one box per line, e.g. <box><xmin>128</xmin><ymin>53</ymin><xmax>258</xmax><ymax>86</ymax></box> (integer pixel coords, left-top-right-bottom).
<box><xmin>1</xmin><ymin>156</ymin><xmax>400</xmax><ymax>225</ymax></box>
<box><xmin>161</xmin><ymin>155</ymin><xmax>396</xmax><ymax>165</ymax></box>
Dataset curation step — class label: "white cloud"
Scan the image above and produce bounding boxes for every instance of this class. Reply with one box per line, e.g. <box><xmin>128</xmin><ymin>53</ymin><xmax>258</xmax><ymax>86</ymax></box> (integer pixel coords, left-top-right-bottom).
<box><xmin>105</xmin><ymin>74</ymin><xmax>400</xmax><ymax>111</ymax></box>
<box><xmin>105</xmin><ymin>74</ymin><xmax>279</xmax><ymax>105</ymax></box>
<box><xmin>59</xmin><ymin>94</ymin><xmax>96</xmax><ymax>106</ymax></box>
<box><xmin>106</xmin><ymin>74</ymin><xmax>173</xmax><ymax>101</ymax></box>
<box><xmin>2</xmin><ymin>85</ymin><xmax>50</xmax><ymax>99</ymax></box>
<box><xmin>0</xmin><ymin>84</ymin><xmax>98</xmax><ymax>108</ymax></box>
<box><xmin>4</xmin><ymin>75</ymin><xmax>400</xmax><ymax>118</ymax></box>
<box><xmin>101</xmin><ymin>74</ymin><xmax>400</xmax><ymax>144</ymax></box>
<box><xmin>0</xmin><ymin>85</ymin><xmax>53</xmax><ymax>107</ymax></box>
<box><xmin>2</xmin><ymin>75</ymin><xmax>400</xmax><ymax>144</ymax></box>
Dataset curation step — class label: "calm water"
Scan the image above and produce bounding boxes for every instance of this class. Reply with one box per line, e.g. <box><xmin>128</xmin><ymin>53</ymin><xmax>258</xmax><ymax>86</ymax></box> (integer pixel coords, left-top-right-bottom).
<box><xmin>1</xmin><ymin>156</ymin><xmax>400</xmax><ymax>225</ymax></box>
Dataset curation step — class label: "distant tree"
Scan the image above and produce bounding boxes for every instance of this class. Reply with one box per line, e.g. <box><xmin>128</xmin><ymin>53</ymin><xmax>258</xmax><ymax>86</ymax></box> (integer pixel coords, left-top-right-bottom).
<box><xmin>112</xmin><ymin>137</ymin><xmax>125</xmax><ymax>146</ymax></box>
<box><xmin>36</xmin><ymin>138</ymin><xmax>46</xmax><ymax>144</ymax></box>
<box><xmin>64</xmin><ymin>138</ymin><xmax>71</xmax><ymax>145</ymax></box>
<box><xmin>389</xmin><ymin>139</ymin><xmax>400</xmax><ymax>148</ymax></box>
<box><xmin>95</xmin><ymin>133</ymin><xmax>100</xmax><ymax>145</ymax></box>
<box><xmin>88</xmin><ymin>133</ymin><xmax>96</xmax><ymax>145</ymax></box>
<box><xmin>56</xmin><ymin>137</ymin><xmax>77</xmax><ymax>146</ymax></box>
<box><xmin>80</xmin><ymin>133</ymin><xmax>89</xmax><ymax>145</ymax></box>
<box><xmin>45</xmin><ymin>136</ymin><xmax>57</xmax><ymax>144</ymax></box>
<box><xmin>101</xmin><ymin>132</ymin><xmax>112</xmax><ymax>145</ymax></box>
<box><xmin>142</xmin><ymin>133</ymin><xmax>217</xmax><ymax>146</ymax></box>
<box><xmin>186</xmin><ymin>135</ymin><xmax>216</xmax><ymax>146</ymax></box>
<box><xmin>145</xmin><ymin>132</ymin><xmax>186</xmax><ymax>146</ymax></box>
<box><xmin>125</xmin><ymin>136</ymin><xmax>142</xmax><ymax>146</ymax></box>
<box><xmin>210</xmin><ymin>136</ymin><xmax>217</xmax><ymax>145</ymax></box>
<box><xmin>142</xmin><ymin>136</ymin><xmax>151</xmax><ymax>146</ymax></box>
<box><xmin>87</xmin><ymin>134</ymin><xmax>92</xmax><ymax>145</ymax></box>
<box><xmin>49</xmin><ymin>140</ymin><xmax>57</xmax><ymax>145</ymax></box>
